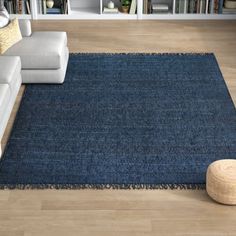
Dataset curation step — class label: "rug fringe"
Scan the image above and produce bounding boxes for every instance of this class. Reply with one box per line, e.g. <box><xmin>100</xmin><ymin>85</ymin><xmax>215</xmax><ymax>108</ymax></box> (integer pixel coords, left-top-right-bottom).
<box><xmin>0</xmin><ymin>183</ymin><xmax>206</xmax><ymax>190</ymax></box>
<box><xmin>70</xmin><ymin>52</ymin><xmax>214</xmax><ymax>56</ymax></box>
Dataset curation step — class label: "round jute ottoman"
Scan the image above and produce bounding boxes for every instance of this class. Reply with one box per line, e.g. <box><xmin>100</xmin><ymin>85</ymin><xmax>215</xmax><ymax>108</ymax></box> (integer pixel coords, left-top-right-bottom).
<box><xmin>206</xmin><ymin>159</ymin><xmax>236</xmax><ymax>205</ymax></box>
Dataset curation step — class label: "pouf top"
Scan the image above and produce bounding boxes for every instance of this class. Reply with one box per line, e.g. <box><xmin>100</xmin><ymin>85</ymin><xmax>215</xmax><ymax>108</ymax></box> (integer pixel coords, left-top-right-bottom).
<box><xmin>209</xmin><ymin>159</ymin><xmax>236</xmax><ymax>182</ymax></box>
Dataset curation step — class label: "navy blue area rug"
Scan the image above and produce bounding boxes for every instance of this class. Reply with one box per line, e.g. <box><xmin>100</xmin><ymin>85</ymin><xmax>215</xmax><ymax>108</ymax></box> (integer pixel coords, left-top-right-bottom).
<box><xmin>0</xmin><ymin>53</ymin><xmax>236</xmax><ymax>189</ymax></box>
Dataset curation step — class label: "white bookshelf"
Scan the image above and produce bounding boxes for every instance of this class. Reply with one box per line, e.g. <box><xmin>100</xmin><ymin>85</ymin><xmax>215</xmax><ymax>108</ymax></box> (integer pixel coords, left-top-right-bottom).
<box><xmin>141</xmin><ymin>13</ymin><xmax>236</xmax><ymax>19</ymax></box>
<box><xmin>9</xmin><ymin>0</ymin><xmax>34</xmax><ymax>19</ymax></box>
<box><xmin>8</xmin><ymin>0</ymin><xmax>236</xmax><ymax>20</ymax></box>
<box><xmin>10</xmin><ymin>14</ymin><xmax>31</xmax><ymax>19</ymax></box>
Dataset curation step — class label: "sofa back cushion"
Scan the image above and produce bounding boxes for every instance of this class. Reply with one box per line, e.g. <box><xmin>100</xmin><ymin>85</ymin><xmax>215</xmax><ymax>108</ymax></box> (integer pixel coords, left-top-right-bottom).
<box><xmin>0</xmin><ymin>18</ymin><xmax>22</xmax><ymax>54</ymax></box>
<box><xmin>19</xmin><ymin>19</ymin><xmax>32</xmax><ymax>37</ymax></box>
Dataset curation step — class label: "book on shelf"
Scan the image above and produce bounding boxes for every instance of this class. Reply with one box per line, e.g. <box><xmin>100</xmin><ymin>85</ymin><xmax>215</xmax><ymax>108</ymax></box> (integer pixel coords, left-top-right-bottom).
<box><xmin>43</xmin><ymin>0</ymin><xmax>46</xmax><ymax>14</ymax></box>
<box><xmin>208</xmin><ymin>0</ymin><xmax>229</xmax><ymax>14</ymax></box>
<box><xmin>47</xmin><ymin>7</ymin><xmax>61</xmax><ymax>14</ymax></box>
<box><xmin>152</xmin><ymin>3</ymin><xmax>170</xmax><ymax>14</ymax></box>
<box><xmin>175</xmin><ymin>0</ymin><xmax>232</xmax><ymax>14</ymax></box>
<box><xmin>143</xmin><ymin>0</ymin><xmax>152</xmax><ymax>14</ymax></box>
<box><xmin>25</xmin><ymin>0</ymin><xmax>30</xmax><ymax>14</ymax></box>
<box><xmin>38</xmin><ymin>0</ymin><xmax>68</xmax><ymax>15</ymax></box>
<box><xmin>218</xmin><ymin>0</ymin><xmax>224</xmax><ymax>13</ymax></box>
<box><xmin>209</xmin><ymin>0</ymin><xmax>214</xmax><ymax>13</ymax></box>
<box><xmin>4</xmin><ymin>0</ymin><xmax>31</xmax><ymax>14</ymax></box>
<box><xmin>176</xmin><ymin>0</ymin><xmax>189</xmax><ymax>13</ymax></box>
<box><xmin>4</xmin><ymin>0</ymin><xmax>14</xmax><ymax>13</ymax></box>
<box><xmin>38</xmin><ymin>0</ymin><xmax>42</xmax><ymax>14</ymax></box>
<box><xmin>64</xmin><ymin>0</ymin><xmax>68</xmax><ymax>14</ymax></box>
<box><xmin>189</xmin><ymin>0</ymin><xmax>195</xmax><ymax>13</ymax></box>
<box><xmin>222</xmin><ymin>7</ymin><xmax>236</xmax><ymax>13</ymax></box>
<box><xmin>129</xmin><ymin>0</ymin><xmax>137</xmax><ymax>14</ymax></box>
<box><xmin>199</xmin><ymin>0</ymin><xmax>206</xmax><ymax>13</ymax></box>
<box><xmin>214</xmin><ymin>0</ymin><xmax>219</xmax><ymax>13</ymax></box>
<box><xmin>103</xmin><ymin>7</ymin><xmax>119</xmax><ymax>14</ymax></box>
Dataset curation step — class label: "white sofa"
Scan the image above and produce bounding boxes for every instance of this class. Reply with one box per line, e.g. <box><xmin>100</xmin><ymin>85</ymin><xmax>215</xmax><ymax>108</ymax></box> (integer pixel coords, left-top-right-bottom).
<box><xmin>0</xmin><ymin>56</ymin><xmax>21</xmax><ymax>156</ymax></box>
<box><xmin>4</xmin><ymin>20</ymin><xmax>69</xmax><ymax>84</ymax></box>
<box><xmin>0</xmin><ymin>19</ymin><xmax>69</xmax><ymax>156</ymax></box>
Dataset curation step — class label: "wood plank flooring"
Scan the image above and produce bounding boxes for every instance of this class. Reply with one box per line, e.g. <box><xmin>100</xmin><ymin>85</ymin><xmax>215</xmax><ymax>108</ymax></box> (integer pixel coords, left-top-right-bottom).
<box><xmin>0</xmin><ymin>20</ymin><xmax>236</xmax><ymax>236</ymax></box>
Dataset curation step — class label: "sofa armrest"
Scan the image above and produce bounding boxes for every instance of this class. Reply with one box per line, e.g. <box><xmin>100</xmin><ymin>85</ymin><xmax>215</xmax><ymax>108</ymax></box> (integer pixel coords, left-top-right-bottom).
<box><xmin>19</xmin><ymin>19</ymin><xmax>32</xmax><ymax>37</ymax></box>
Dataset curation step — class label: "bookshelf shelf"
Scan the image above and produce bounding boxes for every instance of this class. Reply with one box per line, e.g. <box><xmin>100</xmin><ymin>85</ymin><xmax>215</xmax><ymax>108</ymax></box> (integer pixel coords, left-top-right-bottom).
<box><xmin>6</xmin><ymin>0</ymin><xmax>33</xmax><ymax>19</ymax></box>
<box><xmin>5</xmin><ymin>0</ymin><xmax>236</xmax><ymax>20</ymax></box>
<box><xmin>70</xmin><ymin>7</ymin><xmax>100</xmax><ymax>15</ymax></box>
<box><xmin>142</xmin><ymin>13</ymin><xmax>236</xmax><ymax>19</ymax></box>
<box><xmin>10</xmin><ymin>14</ymin><xmax>31</xmax><ymax>19</ymax></box>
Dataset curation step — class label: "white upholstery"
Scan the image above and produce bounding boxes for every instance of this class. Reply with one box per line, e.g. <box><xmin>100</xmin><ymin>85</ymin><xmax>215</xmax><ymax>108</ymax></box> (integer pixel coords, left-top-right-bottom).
<box><xmin>22</xmin><ymin>47</ymin><xmax>69</xmax><ymax>84</ymax></box>
<box><xmin>0</xmin><ymin>56</ymin><xmax>22</xmax><ymax>157</ymax></box>
<box><xmin>0</xmin><ymin>77</ymin><xmax>21</xmax><ymax>157</ymax></box>
<box><xmin>0</xmin><ymin>84</ymin><xmax>11</xmax><ymax>125</ymax></box>
<box><xmin>0</xmin><ymin>56</ymin><xmax>21</xmax><ymax>90</ymax></box>
<box><xmin>18</xmin><ymin>19</ymin><xmax>32</xmax><ymax>37</ymax></box>
<box><xmin>5</xmin><ymin>32</ymin><xmax>67</xmax><ymax>70</ymax></box>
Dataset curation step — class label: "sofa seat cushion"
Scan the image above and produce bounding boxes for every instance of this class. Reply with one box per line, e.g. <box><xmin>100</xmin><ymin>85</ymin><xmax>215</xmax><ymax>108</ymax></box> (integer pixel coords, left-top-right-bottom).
<box><xmin>0</xmin><ymin>56</ymin><xmax>21</xmax><ymax>90</ymax></box>
<box><xmin>0</xmin><ymin>84</ymin><xmax>10</xmax><ymax>124</ymax></box>
<box><xmin>5</xmin><ymin>31</ymin><xmax>67</xmax><ymax>70</ymax></box>
<box><xmin>21</xmin><ymin>47</ymin><xmax>69</xmax><ymax>84</ymax></box>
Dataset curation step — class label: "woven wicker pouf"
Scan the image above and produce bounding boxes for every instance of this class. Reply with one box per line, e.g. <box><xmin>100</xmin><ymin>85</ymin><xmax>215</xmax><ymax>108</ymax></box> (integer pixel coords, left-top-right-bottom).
<box><xmin>206</xmin><ymin>159</ymin><xmax>236</xmax><ymax>205</ymax></box>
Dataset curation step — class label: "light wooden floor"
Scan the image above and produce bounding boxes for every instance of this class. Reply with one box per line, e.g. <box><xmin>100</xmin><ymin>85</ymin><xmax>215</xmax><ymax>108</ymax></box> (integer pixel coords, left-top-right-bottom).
<box><xmin>0</xmin><ymin>20</ymin><xmax>236</xmax><ymax>236</ymax></box>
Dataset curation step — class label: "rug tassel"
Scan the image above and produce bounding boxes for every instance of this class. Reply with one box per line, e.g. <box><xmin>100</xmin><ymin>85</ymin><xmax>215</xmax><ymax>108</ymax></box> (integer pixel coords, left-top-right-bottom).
<box><xmin>0</xmin><ymin>183</ymin><xmax>206</xmax><ymax>190</ymax></box>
